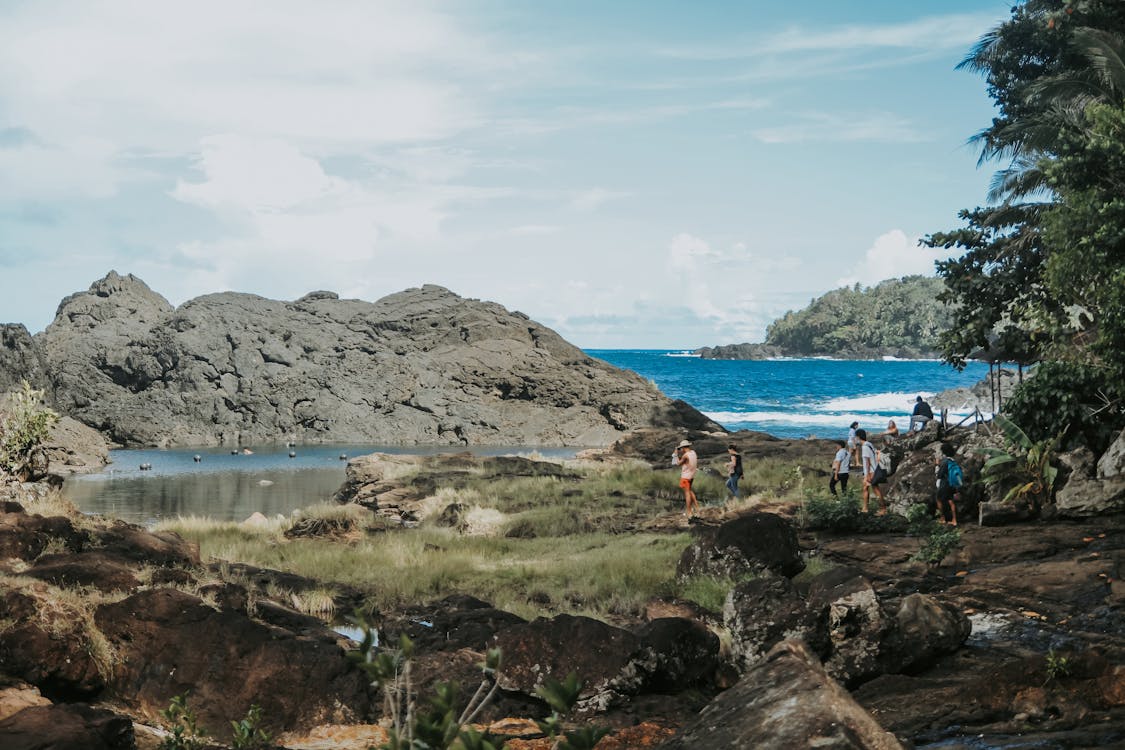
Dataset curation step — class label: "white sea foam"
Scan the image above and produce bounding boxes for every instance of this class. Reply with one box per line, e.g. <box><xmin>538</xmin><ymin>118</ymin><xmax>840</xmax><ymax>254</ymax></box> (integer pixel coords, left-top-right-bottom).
<box><xmin>819</xmin><ymin>391</ymin><xmax>934</xmax><ymax>413</ymax></box>
<box><xmin>705</xmin><ymin>411</ymin><xmax>899</xmax><ymax>428</ymax></box>
<box><xmin>663</xmin><ymin>351</ymin><xmax>700</xmax><ymax>358</ymax></box>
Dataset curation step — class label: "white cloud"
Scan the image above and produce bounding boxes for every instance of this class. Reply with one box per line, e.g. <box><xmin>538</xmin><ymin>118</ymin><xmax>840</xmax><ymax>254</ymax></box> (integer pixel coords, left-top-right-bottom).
<box><xmin>753</xmin><ymin>112</ymin><xmax>928</xmax><ymax>144</ymax></box>
<box><xmin>837</xmin><ymin>229</ymin><xmax>954</xmax><ymax>288</ymax></box>
<box><xmin>571</xmin><ymin>188</ymin><xmax>629</xmax><ymax>212</ymax></box>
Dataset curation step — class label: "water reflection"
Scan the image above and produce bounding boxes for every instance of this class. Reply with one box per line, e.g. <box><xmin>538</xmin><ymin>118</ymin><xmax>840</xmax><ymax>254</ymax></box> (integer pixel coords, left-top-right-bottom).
<box><xmin>64</xmin><ymin>444</ymin><xmax>579</xmax><ymax>525</ymax></box>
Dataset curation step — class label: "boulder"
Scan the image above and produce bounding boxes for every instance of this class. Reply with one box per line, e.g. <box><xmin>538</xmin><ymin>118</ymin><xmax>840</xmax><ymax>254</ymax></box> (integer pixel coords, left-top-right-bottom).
<box><xmin>0</xmin><ymin>324</ymin><xmax>51</xmax><ymax>396</ymax></box>
<box><xmin>1055</xmin><ymin>471</ymin><xmax>1125</xmax><ymax>517</ymax></box>
<box><xmin>492</xmin><ymin>614</ymin><xmax>642</xmax><ymax>710</ymax></box>
<box><xmin>0</xmin><ymin>682</ymin><xmax>51</xmax><ymax>722</ymax></box>
<box><xmin>633</xmin><ymin>617</ymin><xmax>720</xmax><ymax>692</ymax></box>
<box><xmin>0</xmin><ymin>703</ymin><xmax>135</xmax><ymax>750</ymax></box>
<box><xmin>806</xmin><ymin>568</ymin><xmax>891</xmax><ymax>685</ymax></box>
<box><xmin>377</xmin><ymin>594</ymin><xmax>526</xmax><ymax>653</ymax></box>
<box><xmin>0</xmin><ymin>586</ymin><xmax>107</xmax><ymax>700</ymax></box>
<box><xmin>42</xmin><ymin>416</ymin><xmax>112</xmax><ymax>474</ymax></box>
<box><xmin>1098</xmin><ymin>427</ymin><xmax>1125</xmax><ymax>479</ymax></box>
<box><xmin>34</xmin><ymin>273</ymin><xmax>721</xmax><ymax>447</ymax></box>
<box><xmin>676</xmin><ymin>511</ymin><xmax>803</xmax><ymax>582</ymax></box>
<box><xmin>23</xmin><ymin>550</ymin><xmax>141</xmax><ymax>592</ymax></box>
<box><xmin>662</xmin><ymin>639</ymin><xmax>904</xmax><ymax>750</ymax></box>
<box><xmin>882</xmin><ymin>593</ymin><xmax>971</xmax><ymax>674</ymax></box>
<box><xmin>0</xmin><ymin>510</ymin><xmax>85</xmax><ymax>561</ymax></box>
<box><xmin>92</xmin><ymin>520</ymin><xmax>199</xmax><ymax>567</ymax></box>
<box><xmin>723</xmin><ymin>574</ymin><xmax>819</xmax><ymax>673</ymax></box>
<box><xmin>94</xmin><ymin>588</ymin><xmax>373</xmax><ymax>735</ymax></box>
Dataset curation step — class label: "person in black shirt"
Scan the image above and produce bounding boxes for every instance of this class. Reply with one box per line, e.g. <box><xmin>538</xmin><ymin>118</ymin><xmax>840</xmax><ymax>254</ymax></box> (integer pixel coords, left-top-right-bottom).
<box><xmin>909</xmin><ymin>396</ymin><xmax>934</xmax><ymax>432</ymax></box>
<box><xmin>726</xmin><ymin>444</ymin><xmax>744</xmax><ymax>498</ymax></box>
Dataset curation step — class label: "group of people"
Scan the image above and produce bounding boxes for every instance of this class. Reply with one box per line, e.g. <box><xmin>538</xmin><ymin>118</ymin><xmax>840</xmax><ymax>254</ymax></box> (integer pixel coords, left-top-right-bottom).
<box><xmin>671</xmin><ymin>395</ymin><xmax>955</xmax><ymax>523</ymax></box>
<box><xmin>672</xmin><ymin>439</ymin><xmax>743</xmax><ymax>519</ymax></box>
<box><xmin>829</xmin><ymin>396</ymin><xmax>940</xmax><ymax>516</ymax></box>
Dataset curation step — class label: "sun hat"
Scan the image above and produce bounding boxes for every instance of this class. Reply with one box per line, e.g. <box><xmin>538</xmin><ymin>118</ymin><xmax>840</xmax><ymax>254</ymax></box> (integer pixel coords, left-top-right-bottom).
<box><xmin>676</xmin><ymin>439</ymin><xmax>693</xmax><ymax>448</ymax></box>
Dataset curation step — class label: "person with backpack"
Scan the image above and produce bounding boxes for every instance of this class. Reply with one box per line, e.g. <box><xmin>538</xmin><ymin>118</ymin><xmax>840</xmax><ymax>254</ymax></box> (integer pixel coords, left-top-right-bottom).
<box><xmin>829</xmin><ymin>440</ymin><xmax>850</xmax><ymax>497</ymax></box>
<box><xmin>935</xmin><ymin>442</ymin><xmax>963</xmax><ymax>526</ymax></box>
<box><xmin>726</xmin><ymin>444</ymin><xmax>744</xmax><ymax>499</ymax></box>
<box><xmin>856</xmin><ymin>429</ymin><xmax>887</xmax><ymax>515</ymax></box>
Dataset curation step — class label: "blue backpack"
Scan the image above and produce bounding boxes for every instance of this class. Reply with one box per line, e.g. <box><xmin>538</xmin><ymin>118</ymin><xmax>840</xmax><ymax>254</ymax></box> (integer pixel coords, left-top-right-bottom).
<box><xmin>947</xmin><ymin>459</ymin><xmax>964</xmax><ymax>489</ymax></box>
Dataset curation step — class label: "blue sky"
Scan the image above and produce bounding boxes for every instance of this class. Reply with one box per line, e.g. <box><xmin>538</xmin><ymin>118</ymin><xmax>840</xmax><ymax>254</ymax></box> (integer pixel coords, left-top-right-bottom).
<box><xmin>0</xmin><ymin>1</ymin><xmax>1010</xmax><ymax>348</ymax></box>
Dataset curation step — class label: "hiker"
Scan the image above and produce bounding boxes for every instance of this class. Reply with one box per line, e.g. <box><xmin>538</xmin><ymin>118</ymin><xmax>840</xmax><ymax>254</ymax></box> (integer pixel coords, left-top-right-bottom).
<box><xmin>935</xmin><ymin>443</ymin><xmax>963</xmax><ymax>526</ymax></box>
<box><xmin>675</xmin><ymin>439</ymin><xmax>699</xmax><ymax>518</ymax></box>
<box><xmin>726</xmin><ymin>444</ymin><xmax>744</xmax><ymax>498</ymax></box>
<box><xmin>847</xmin><ymin>421</ymin><xmax>860</xmax><ymax>465</ymax></box>
<box><xmin>909</xmin><ymin>396</ymin><xmax>934</xmax><ymax>432</ymax></box>
<box><xmin>829</xmin><ymin>440</ymin><xmax>850</xmax><ymax>497</ymax></box>
<box><xmin>857</xmin><ymin>429</ymin><xmax>887</xmax><ymax>514</ymax></box>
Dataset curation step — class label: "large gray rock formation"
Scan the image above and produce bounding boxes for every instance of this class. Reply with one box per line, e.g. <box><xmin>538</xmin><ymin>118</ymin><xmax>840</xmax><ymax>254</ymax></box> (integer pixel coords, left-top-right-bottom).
<box><xmin>0</xmin><ymin>325</ymin><xmax>51</xmax><ymax>397</ymax></box>
<box><xmin>28</xmin><ymin>272</ymin><xmax>719</xmax><ymax>447</ymax></box>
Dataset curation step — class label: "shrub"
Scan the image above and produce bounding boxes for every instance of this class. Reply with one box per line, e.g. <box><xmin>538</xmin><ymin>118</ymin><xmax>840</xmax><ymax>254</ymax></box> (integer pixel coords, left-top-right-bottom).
<box><xmin>158</xmin><ymin>695</ymin><xmax>207</xmax><ymax>750</ymax></box>
<box><xmin>801</xmin><ymin>490</ymin><xmax>904</xmax><ymax>534</ymax></box>
<box><xmin>1004</xmin><ymin>360</ymin><xmax>1123</xmax><ymax>455</ymax></box>
<box><xmin>980</xmin><ymin>414</ymin><xmax>1062</xmax><ymax>509</ymax></box>
<box><xmin>0</xmin><ymin>381</ymin><xmax>59</xmax><ymax>481</ymax></box>
<box><xmin>906</xmin><ymin>502</ymin><xmax>961</xmax><ymax>564</ymax></box>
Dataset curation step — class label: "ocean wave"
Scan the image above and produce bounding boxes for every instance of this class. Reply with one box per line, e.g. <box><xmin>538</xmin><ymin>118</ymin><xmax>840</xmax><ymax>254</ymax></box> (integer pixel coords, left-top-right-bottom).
<box><xmin>663</xmin><ymin>351</ymin><xmax>700</xmax><ymax>358</ymax></box>
<box><xmin>819</xmin><ymin>391</ymin><xmax>934</xmax><ymax>413</ymax></box>
<box><xmin>705</xmin><ymin>410</ymin><xmax>902</xmax><ymax>428</ymax></box>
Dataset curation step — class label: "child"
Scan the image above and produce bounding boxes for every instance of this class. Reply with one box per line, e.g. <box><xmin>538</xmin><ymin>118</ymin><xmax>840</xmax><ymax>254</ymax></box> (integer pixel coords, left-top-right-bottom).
<box><xmin>935</xmin><ymin>443</ymin><xmax>962</xmax><ymax>526</ymax></box>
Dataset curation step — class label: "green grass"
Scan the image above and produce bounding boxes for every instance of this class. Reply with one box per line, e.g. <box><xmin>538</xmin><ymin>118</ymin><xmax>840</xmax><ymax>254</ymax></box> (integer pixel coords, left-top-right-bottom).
<box><xmin>157</xmin><ymin>457</ymin><xmax>815</xmax><ymax>622</ymax></box>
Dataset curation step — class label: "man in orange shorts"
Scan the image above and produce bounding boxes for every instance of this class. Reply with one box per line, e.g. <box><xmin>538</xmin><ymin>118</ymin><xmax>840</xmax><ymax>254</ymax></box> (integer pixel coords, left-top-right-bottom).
<box><xmin>676</xmin><ymin>439</ymin><xmax>699</xmax><ymax>518</ymax></box>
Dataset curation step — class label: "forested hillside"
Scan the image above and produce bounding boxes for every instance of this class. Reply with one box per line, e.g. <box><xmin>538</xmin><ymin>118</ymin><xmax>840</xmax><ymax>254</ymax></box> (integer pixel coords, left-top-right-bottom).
<box><xmin>697</xmin><ymin>276</ymin><xmax>952</xmax><ymax>360</ymax></box>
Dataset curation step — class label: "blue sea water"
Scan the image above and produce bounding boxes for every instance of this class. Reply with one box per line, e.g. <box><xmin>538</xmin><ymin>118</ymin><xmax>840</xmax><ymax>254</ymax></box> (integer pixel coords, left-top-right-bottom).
<box><xmin>65</xmin><ymin>352</ymin><xmax>988</xmax><ymax>523</ymax></box>
<box><xmin>587</xmin><ymin>350</ymin><xmax>991</xmax><ymax>440</ymax></box>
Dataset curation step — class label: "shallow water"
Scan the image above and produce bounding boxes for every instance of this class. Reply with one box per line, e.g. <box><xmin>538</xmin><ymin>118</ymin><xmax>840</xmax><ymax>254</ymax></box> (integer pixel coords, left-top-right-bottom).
<box><xmin>64</xmin><ymin>444</ymin><xmax>579</xmax><ymax>525</ymax></box>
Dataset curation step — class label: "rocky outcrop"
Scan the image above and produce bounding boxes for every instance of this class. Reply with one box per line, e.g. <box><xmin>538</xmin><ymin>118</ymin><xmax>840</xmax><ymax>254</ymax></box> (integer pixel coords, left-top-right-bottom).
<box><xmin>662</xmin><ymin>639</ymin><xmax>905</xmax><ymax>749</ymax></box>
<box><xmin>1056</xmin><ymin>444</ymin><xmax>1125</xmax><ymax>517</ymax></box>
<box><xmin>676</xmin><ymin>511</ymin><xmax>804</xmax><ymax>581</ymax></box>
<box><xmin>0</xmin><ymin>702</ymin><xmax>135</xmax><ymax>750</ymax></box>
<box><xmin>41</xmin><ymin>416</ymin><xmax>112</xmax><ymax>474</ymax></box>
<box><xmin>31</xmin><ymin>272</ymin><xmax>720</xmax><ymax>447</ymax></box>
<box><xmin>0</xmin><ymin>324</ymin><xmax>51</xmax><ymax>397</ymax></box>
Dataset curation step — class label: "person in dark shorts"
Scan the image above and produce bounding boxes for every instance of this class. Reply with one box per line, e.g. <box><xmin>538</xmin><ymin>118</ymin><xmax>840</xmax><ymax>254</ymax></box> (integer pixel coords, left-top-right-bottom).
<box><xmin>830</xmin><ymin>440</ymin><xmax>850</xmax><ymax>496</ymax></box>
<box><xmin>935</xmin><ymin>442</ymin><xmax>961</xmax><ymax>526</ymax></box>
<box><xmin>726</xmin><ymin>444</ymin><xmax>744</xmax><ymax>499</ymax></box>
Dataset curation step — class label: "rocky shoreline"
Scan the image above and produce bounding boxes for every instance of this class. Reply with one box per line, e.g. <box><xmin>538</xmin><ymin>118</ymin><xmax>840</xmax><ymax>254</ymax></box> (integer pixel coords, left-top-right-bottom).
<box><xmin>1</xmin><ymin>420</ymin><xmax>1122</xmax><ymax>748</ymax></box>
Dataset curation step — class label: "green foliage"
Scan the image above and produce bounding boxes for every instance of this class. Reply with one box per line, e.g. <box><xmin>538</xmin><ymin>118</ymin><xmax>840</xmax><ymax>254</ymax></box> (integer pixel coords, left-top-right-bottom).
<box><xmin>158</xmin><ymin>695</ymin><xmax>207</xmax><ymax>750</ymax></box>
<box><xmin>347</xmin><ymin>621</ymin><xmax>505</xmax><ymax>750</ymax></box>
<box><xmin>906</xmin><ymin>504</ymin><xmax>962</xmax><ymax>564</ymax></box>
<box><xmin>534</xmin><ymin>674</ymin><xmax>609</xmax><ymax>750</ymax></box>
<box><xmin>801</xmin><ymin>489</ymin><xmax>903</xmax><ymax>534</ymax></box>
<box><xmin>1004</xmin><ymin>360</ymin><xmax>1123</xmax><ymax>453</ymax></box>
<box><xmin>1045</xmin><ymin>649</ymin><xmax>1073</xmax><ymax>682</ymax></box>
<box><xmin>762</xmin><ymin>276</ymin><xmax>953</xmax><ymax>357</ymax></box>
<box><xmin>230</xmin><ymin>704</ymin><xmax>271</xmax><ymax>750</ymax></box>
<box><xmin>980</xmin><ymin>414</ymin><xmax>1063</xmax><ymax>507</ymax></box>
<box><xmin>0</xmin><ymin>381</ymin><xmax>59</xmax><ymax>480</ymax></box>
<box><xmin>676</xmin><ymin>575</ymin><xmax>742</xmax><ymax>612</ymax></box>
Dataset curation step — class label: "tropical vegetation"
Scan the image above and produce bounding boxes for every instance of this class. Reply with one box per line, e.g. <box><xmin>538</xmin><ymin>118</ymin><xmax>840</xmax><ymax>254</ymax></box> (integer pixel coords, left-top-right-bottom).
<box><xmin>924</xmin><ymin>0</ymin><xmax>1125</xmax><ymax>453</ymax></box>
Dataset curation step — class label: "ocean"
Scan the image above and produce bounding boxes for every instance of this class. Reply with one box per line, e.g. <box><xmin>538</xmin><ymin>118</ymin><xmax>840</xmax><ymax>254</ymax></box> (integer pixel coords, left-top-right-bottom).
<box><xmin>588</xmin><ymin>350</ymin><xmax>991</xmax><ymax>441</ymax></box>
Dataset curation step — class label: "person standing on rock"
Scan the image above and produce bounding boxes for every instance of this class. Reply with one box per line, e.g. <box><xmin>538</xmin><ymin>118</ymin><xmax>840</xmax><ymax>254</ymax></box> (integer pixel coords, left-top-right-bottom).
<box><xmin>935</xmin><ymin>443</ymin><xmax>961</xmax><ymax>526</ymax></box>
<box><xmin>726</xmin><ymin>444</ymin><xmax>744</xmax><ymax>499</ymax></box>
<box><xmin>676</xmin><ymin>439</ymin><xmax>699</xmax><ymax>518</ymax></box>
<box><xmin>847</xmin><ymin>421</ymin><xmax>860</xmax><ymax>465</ymax></box>
<box><xmin>856</xmin><ymin>429</ymin><xmax>887</xmax><ymax>515</ymax></box>
<box><xmin>830</xmin><ymin>441</ymin><xmax>850</xmax><ymax>497</ymax></box>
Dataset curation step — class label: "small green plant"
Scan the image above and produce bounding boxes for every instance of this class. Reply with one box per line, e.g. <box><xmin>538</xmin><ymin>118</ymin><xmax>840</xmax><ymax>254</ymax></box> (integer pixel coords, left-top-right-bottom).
<box><xmin>158</xmin><ymin>695</ymin><xmax>207</xmax><ymax>750</ymax></box>
<box><xmin>534</xmin><ymin>674</ymin><xmax>609</xmax><ymax>750</ymax></box>
<box><xmin>906</xmin><ymin>503</ymin><xmax>961</xmax><ymax>564</ymax></box>
<box><xmin>1045</xmin><ymin>649</ymin><xmax>1072</xmax><ymax>683</ymax></box>
<box><xmin>980</xmin><ymin>414</ymin><xmax>1063</xmax><ymax>509</ymax></box>
<box><xmin>0</xmin><ymin>381</ymin><xmax>59</xmax><ymax>481</ymax></box>
<box><xmin>346</xmin><ymin>615</ymin><xmax>503</xmax><ymax>750</ymax></box>
<box><xmin>801</xmin><ymin>489</ymin><xmax>902</xmax><ymax>533</ymax></box>
<box><xmin>230</xmin><ymin>704</ymin><xmax>272</xmax><ymax>750</ymax></box>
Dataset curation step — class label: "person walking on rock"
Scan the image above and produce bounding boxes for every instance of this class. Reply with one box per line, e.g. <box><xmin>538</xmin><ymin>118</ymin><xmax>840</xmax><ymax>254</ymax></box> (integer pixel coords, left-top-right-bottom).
<box><xmin>726</xmin><ymin>444</ymin><xmax>744</xmax><ymax>499</ymax></box>
<box><xmin>830</xmin><ymin>440</ymin><xmax>850</xmax><ymax>497</ymax></box>
<box><xmin>856</xmin><ymin>429</ymin><xmax>887</xmax><ymax>515</ymax></box>
<box><xmin>676</xmin><ymin>439</ymin><xmax>699</xmax><ymax>518</ymax></box>
<box><xmin>847</xmin><ymin>421</ymin><xmax>860</xmax><ymax>465</ymax></box>
<box><xmin>935</xmin><ymin>443</ymin><xmax>962</xmax><ymax>526</ymax></box>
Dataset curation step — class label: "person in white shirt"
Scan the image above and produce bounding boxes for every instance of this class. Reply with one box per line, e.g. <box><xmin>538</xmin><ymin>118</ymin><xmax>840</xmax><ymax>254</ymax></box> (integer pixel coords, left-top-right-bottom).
<box><xmin>830</xmin><ymin>441</ymin><xmax>850</xmax><ymax>496</ymax></box>
<box><xmin>856</xmin><ymin>429</ymin><xmax>887</xmax><ymax>514</ymax></box>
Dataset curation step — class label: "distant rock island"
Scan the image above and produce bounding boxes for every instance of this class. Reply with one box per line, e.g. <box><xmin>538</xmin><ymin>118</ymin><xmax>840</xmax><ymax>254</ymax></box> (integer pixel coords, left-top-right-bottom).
<box><xmin>1</xmin><ymin>272</ymin><xmax>718</xmax><ymax>448</ymax></box>
<box><xmin>698</xmin><ymin>276</ymin><xmax>953</xmax><ymax>360</ymax></box>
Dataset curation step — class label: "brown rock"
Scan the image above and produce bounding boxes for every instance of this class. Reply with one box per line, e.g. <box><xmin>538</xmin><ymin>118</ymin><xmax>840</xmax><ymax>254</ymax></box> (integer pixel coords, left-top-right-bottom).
<box><xmin>662</xmin><ymin>639</ymin><xmax>904</xmax><ymax>749</ymax></box>
<box><xmin>0</xmin><ymin>510</ymin><xmax>84</xmax><ymax>561</ymax></box>
<box><xmin>676</xmin><ymin>510</ymin><xmax>803</xmax><ymax>582</ymax></box>
<box><xmin>0</xmin><ymin>683</ymin><xmax>51</xmax><ymax>722</ymax></box>
<box><xmin>94</xmin><ymin>588</ymin><xmax>373</xmax><ymax>735</ymax></box>
<box><xmin>23</xmin><ymin>550</ymin><xmax>141</xmax><ymax>592</ymax></box>
<box><xmin>0</xmin><ymin>702</ymin><xmax>135</xmax><ymax>750</ymax></box>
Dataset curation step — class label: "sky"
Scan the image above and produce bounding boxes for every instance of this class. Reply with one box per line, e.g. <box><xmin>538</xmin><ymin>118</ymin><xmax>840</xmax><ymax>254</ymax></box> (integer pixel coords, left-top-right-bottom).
<box><xmin>0</xmin><ymin>0</ymin><xmax>1011</xmax><ymax>348</ymax></box>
